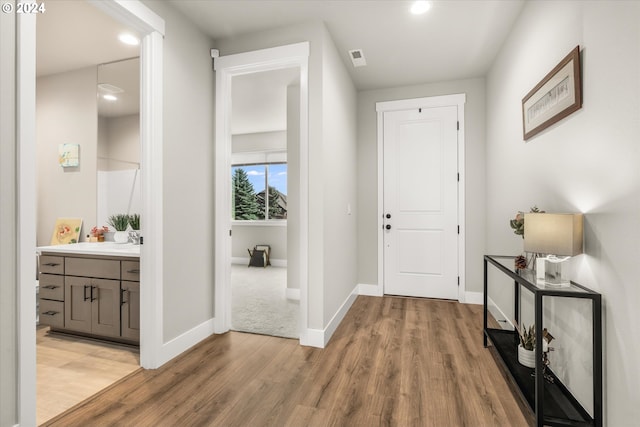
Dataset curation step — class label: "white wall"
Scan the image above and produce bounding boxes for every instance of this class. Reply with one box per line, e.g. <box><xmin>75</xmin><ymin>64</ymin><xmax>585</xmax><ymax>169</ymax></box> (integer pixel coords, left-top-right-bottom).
<box><xmin>485</xmin><ymin>2</ymin><xmax>640</xmax><ymax>424</ymax></box>
<box><xmin>232</xmin><ymin>130</ymin><xmax>286</xmax><ymax>153</ymax></box>
<box><xmin>0</xmin><ymin>3</ymin><xmax>17</xmax><ymax>424</ymax></box>
<box><xmin>231</xmin><ymin>224</ymin><xmax>287</xmax><ymax>261</ymax></box>
<box><xmin>36</xmin><ymin>67</ymin><xmax>98</xmax><ymax>245</ymax></box>
<box><xmin>101</xmin><ymin>113</ymin><xmax>140</xmax><ymax>170</ymax></box>
<box><xmin>356</xmin><ymin>78</ymin><xmax>486</xmax><ymax>294</ymax></box>
<box><xmin>142</xmin><ymin>0</ymin><xmax>216</xmax><ymax>343</ymax></box>
<box><xmin>320</xmin><ymin>27</ymin><xmax>358</xmax><ymax>324</ymax></box>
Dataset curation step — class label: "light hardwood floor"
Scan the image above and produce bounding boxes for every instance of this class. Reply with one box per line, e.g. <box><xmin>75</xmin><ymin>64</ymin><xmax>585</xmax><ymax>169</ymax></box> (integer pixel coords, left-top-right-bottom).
<box><xmin>37</xmin><ymin>326</ymin><xmax>140</xmax><ymax>425</ymax></box>
<box><xmin>43</xmin><ymin>296</ymin><xmax>530</xmax><ymax>427</ymax></box>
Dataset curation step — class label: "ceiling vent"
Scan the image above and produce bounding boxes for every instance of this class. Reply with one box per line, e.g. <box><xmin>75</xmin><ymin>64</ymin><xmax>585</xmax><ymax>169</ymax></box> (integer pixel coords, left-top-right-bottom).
<box><xmin>348</xmin><ymin>49</ymin><xmax>367</xmax><ymax>67</ymax></box>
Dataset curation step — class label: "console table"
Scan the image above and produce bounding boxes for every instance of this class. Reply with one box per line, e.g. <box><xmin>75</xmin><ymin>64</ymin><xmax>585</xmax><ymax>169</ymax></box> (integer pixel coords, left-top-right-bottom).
<box><xmin>483</xmin><ymin>255</ymin><xmax>602</xmax><ymax>427</ymax></box>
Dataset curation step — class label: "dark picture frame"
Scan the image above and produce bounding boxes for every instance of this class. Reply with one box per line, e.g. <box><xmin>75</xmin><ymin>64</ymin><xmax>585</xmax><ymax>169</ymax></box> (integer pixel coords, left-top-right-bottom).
<box><xmin>522</xmin><ymin>46</ymin><xmax>582</xmax><ymax>140</ymax></box>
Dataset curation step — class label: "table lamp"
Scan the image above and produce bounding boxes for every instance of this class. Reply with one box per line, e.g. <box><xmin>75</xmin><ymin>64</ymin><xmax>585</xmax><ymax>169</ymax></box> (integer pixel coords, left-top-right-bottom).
<box><xmin>524</xmin><ymin>213</ymin><xmax>583</xmax><ymax>286</ymax></box>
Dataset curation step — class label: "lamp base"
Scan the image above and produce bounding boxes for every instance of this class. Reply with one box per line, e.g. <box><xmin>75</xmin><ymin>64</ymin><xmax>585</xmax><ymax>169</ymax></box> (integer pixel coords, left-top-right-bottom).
<box><xmin>536</xmin><ymin>255</ymin><xmax>571</xmax><ymax>287</ymax></box>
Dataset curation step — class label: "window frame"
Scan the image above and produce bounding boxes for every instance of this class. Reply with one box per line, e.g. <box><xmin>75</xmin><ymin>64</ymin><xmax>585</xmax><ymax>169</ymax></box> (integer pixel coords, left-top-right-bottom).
<box><xmin>231</xmin><ymin>153</ymin><xmax>287</xmax><ymax>223</ymax></box>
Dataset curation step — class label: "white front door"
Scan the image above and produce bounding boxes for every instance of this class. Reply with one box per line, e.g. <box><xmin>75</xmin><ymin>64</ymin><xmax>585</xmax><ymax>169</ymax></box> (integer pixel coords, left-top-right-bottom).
<box><xmin>383</xmin><ymin>105</ymin><xmax>459</xmax><ymax>300</ymax></box>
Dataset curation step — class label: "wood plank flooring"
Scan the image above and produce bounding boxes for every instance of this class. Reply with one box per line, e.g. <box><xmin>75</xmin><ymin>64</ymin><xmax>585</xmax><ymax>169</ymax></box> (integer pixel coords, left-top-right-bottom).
<box><xmin>43</xmin><ymin>296</ymin><xmax>530</xmax><ymax>427</ymax></box>
<box><xmin>37</xmin><ymin>326</ymin><xmax>140</xmax><ymax>425</ymax></box>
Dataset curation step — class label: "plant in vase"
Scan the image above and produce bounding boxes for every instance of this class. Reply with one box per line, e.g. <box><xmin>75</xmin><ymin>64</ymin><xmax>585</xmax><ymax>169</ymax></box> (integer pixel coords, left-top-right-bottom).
<box><xmin>90</xmin><ymin>225</ymin><xmax>109</xmax><ymax>242</ymax></box>
<box><xmin>128</xmin><ymin>214</ymin><xmax>140</xmax><ymax>231</ymax></box>
<box><xmin>509</xmin><ymin>205</ymin><xmax>544</xmax><ymax>270</ymax></box>
<box><xmin>107</xmin><ymin>214</ymin><xmax>130</xmax><ymax>243</ymax></box>
<box><xmin>514</xmin><ymin>320</ymin><xmax>554</xmax><ymax>370</ymax></box>
<box><xmin>128</xmin><ymin>214</ymin><xmax>141</xmax><ymax>245</ymax></box>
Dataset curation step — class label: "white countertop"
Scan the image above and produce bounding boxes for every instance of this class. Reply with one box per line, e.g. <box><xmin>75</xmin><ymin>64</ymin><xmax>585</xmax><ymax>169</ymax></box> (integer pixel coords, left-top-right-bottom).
<box><xmin>37</xmin><ymin>242</ymin><xmax>140</xmax><ymax>258</ymax></box>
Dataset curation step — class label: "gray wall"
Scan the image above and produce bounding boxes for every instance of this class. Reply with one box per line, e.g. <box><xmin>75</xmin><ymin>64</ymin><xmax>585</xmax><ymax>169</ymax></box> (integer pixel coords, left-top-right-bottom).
<box><xmin>356</xmin><ymin>78</ymin><xmax>486</xmax><ymax>294</ymax></box>
<box><xmin>0</xmin><ymin>2</ymin><xmax>17</xmax><ymax>424</ymax></box>
<box><xmin>320</xmin><ymin>27</ymin><xmax>358</xmax><ymax>323</ymax></box>
<box><xmin>485</xmin><ymin>1</ymin><xmax>640</xmax><ymax>424</ymax></box>
<box><xmin>36</xmin><ymin>67</ymin><xmax>98</xmax><ymax>245</ymax></box>
<box><xmin>142</xmin><ymin>0</ymin><xmax>216</xmax><ymax>343</ymax></box>
<box><xmin>98</xmin><ymin>113</ymin><xmax>140</xmax><ymax>171</ymax></box>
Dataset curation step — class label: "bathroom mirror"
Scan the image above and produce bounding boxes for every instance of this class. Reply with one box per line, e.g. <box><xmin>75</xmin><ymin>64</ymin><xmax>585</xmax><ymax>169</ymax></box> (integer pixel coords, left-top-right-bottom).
<box><xmin>96</xmin><ymin>57</ymin><xmax>141</xmax><ymax>229</ymax></box>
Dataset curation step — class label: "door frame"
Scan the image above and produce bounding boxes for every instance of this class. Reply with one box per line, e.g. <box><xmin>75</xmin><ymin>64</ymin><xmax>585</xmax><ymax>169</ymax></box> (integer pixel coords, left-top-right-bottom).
<box><xmin>375</xmin><ymin>94</ymin><xmax>467</xmax><ymax>301</ymax></box>
<box><xmin>214</xmin><ymin>43</ymin><xmax>310</xmax><ymax>342</ymax></box>
<box><xmin>17</xmin><ymin>1</ymin><xmax>165</xmax><ymax>423</ymax></box>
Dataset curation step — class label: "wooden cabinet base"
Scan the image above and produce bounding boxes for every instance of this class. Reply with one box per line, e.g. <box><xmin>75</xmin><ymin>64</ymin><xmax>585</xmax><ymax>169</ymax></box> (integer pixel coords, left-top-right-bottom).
<box><xmin>49</xmin><ymin>327</ymin><xmax>139</xmax><ymax>347</ymax></box>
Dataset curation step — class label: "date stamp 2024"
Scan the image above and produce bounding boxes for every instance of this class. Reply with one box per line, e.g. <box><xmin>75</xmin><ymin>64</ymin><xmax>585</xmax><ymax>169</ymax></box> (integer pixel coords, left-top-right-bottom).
<box><xmin>2</xmin><ymin>2</ymin><xmax>46</xmax><ymax>14</ymax></box>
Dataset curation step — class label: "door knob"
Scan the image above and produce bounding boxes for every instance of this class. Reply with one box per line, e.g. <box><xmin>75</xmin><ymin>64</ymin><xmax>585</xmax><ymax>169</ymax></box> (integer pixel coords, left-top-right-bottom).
<box><xmin>386</xmin><ymin>213</ymin><xmax>391</xmax><ymax>219</ymax></box>
<box><xmin>385</xmin><ymin>224</ymin><xmax>392</xmax><ymax>230</ymax></box>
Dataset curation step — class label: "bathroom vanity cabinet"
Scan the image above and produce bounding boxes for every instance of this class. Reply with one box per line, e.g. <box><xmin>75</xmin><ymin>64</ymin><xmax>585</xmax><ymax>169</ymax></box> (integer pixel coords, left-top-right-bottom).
<box><xmin>38</xmin><ymin>244</ymin><xmax>140</xmax><ymax>345</ymax></box>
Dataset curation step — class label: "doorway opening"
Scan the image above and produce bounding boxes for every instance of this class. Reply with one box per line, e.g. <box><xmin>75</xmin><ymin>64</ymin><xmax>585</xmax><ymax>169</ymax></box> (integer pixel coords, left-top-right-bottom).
<box><xmin>17</xmin><ymin>0</ymin><xmax>165</xmax><ymax>423</ymax></box>
<box><xmin>34</xmin><ymin>2</ymin><xmax>142</xmax><ymax>423</ymax></box>
<box><xmin>214</xmin><ymin>43</ymin><xmax>310</xmax><ymax>343</ymax></box>
<box><xmin>229</xmin><ymin>68</ymin><xmax>299</xmax><ymax>338</ymax></box>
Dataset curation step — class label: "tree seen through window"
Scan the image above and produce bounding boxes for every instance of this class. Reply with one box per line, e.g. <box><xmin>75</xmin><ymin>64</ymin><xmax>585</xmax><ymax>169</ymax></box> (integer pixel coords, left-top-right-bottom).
<box><xmin>232</xmin><ymin>163</ymin><xmax>287</xmax><ymax>220</ymax></box>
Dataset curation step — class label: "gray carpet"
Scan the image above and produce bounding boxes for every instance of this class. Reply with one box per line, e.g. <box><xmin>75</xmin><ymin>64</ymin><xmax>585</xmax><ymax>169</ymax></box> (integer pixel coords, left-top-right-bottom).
<box><xmin>231</xmin><ymin>265</ymin><xmax>299</xmax><ymax>339</ymax></box>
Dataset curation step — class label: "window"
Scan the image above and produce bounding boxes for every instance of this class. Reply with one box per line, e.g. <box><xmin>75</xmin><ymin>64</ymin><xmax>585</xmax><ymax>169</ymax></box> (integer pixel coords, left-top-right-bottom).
<box><xmin>232</xmin><ymin>163</ymin><xmax>287</xmax><ymax>220</ymax></box>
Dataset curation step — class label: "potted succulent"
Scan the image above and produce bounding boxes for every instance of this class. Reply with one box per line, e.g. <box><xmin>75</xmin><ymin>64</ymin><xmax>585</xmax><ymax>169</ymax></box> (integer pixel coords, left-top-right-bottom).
<box><xmin>128</xmin><ymin>214</ymin><xmax>141</xmax><ymax>245</ymax></box>
<box><xmin>107</xmin><ymin>214</ymin><xmax>130</xmax><ymax>243</ymax></box>
<box><xmin>514</xmin><ymin>320</ymin><xmax>554</xmax><ymax>368</ymax></box>
<box><xmin>128</xmin><ymin>214</ymin><xmax>140</xmax><ymax>231</ymax></box>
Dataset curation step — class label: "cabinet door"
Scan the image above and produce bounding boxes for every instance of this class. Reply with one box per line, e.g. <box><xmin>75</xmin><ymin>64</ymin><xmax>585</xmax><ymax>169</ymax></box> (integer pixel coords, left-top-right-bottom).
<box><xmin>91</xmin><ymin>278</ymin><xmax>121</xmax><ymax>338</ymax></box>
<box><xmin>64</xmin><ymin>276</ymin><xmax>92</xmax><ymax>333</ymax></box>
<box><xmin>121</xmin><ymin>281</ymin><xmax>140</xmax><ymax>342</ymax></box>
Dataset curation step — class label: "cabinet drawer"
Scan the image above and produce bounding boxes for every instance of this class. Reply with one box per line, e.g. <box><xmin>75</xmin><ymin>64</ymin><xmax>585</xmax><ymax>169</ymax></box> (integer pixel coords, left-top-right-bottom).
<box><xmin>40</xmin><ymin>299</ymin><xmax>64</xmax><ymax>328</ymax></box>
<box><xmin>65</xmin><ymin>257</ymin><xmax>120</xmax><ymax>280</ymax></box>
<box><xmin>121</xmin><ymin>261</ymin><xmax>140</xmax><ymax>282</ymax></box>
<box><xmin>39</xmin><ymin>274</ymin><xmax>64</xmax><ymax>300</ymax></box>
<box><xmin>39</xmin><ymin>255</ymin><xmax>64</xmax><ymax>274</ymax></box>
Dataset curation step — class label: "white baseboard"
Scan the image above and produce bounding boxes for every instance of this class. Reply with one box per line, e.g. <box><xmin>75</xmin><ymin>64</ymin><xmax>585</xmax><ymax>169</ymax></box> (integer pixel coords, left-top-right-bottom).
<box><xmin>157</xmin><ymin>318</ymin><xmax>216</xmax><ymax>366</ymax></box>
<box><xmin>358</xmin><ymin>283</ymin><xmax>383</xmax><ymax>296</ymax></box>
<box><xmin>231</xmin><ymin>256</ymin><xmax>287</xmax><ymax>267</ymax></box>
<box><xmin>300</xmin><ymin>283</ymin><xmax>359</xmax><ymax>349</ymax></box>
<box><xmin>286</xmin><ymin>287</ymin><xmax>300</xmax><ymax>300</ymax></box>
<box><xmin>301</xmin><ymin>328</ymin><xmax>324</xmax><ymax>348</ymax></box>
<box><xmin>488</xmin><ymin>296</ymin><xmax>513</xmax><ymax>330</ymax></box>
<box><xmin>463</xmin><ymin>291</ymin><xmax>483</xmax><ymax>305</ymax></box>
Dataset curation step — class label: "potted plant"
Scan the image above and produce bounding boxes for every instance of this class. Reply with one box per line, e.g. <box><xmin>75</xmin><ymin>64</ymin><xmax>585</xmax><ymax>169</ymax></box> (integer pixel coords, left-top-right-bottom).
<box><xmin>128</xmin><ymin>214</ymin><xmax>141</xmax><ymax>245</ymax></box>
<box><xmin>510</xmin><ymin>206</ymin><xmax>544</xmax><ymax>270</ymax></box>
<box><xmin>128</xmin><ymin>214</ymin><xmax>140</xmax><ymax>231</ymax></box>
<box><xmin>89</xmin><ymin>225</ymin><xmax>109</xmax><ymax>242</ymax></box>
<box><xmin>514</xmin><ymin>321</ymin><xmax>554</xmax><ymax>368</ymax></box>
<box><xmin>107</xmin><ymin>214</ymin><xmax>129</xmax><ymax>243</ymax></box>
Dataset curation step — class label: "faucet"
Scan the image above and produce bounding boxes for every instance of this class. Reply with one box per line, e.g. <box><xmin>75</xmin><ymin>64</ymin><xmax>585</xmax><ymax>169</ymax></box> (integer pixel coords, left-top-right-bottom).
<box><xmin>128</xmin><ymin>230</ymin><xmax>141</xmax><ymax>245</ymax></box>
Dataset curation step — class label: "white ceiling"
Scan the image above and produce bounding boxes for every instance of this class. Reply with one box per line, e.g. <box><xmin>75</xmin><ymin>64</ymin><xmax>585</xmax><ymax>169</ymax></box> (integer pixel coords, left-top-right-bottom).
<box><xmin>169</xmin><ymin>0</ymin><xmax>526</xmax><ymax>91</ymax></box>
<box><xmin>36</xmin><ymin>0</ymin><xmax>139</xmax><ymax>77</ymax></box>
<box><xmin>35</xmin><ymin>0</ymin><xmax>527</xmax><ymax>130</ymax></box>
<box><xmin>36</xmin><ymin>0</ymin><xmax>140</xmax><ymax>117</ymax></box>
<box><xmin>232</xmin><ymin>68</ymin><xmax>300</xmax><ymax>134</ymax></box>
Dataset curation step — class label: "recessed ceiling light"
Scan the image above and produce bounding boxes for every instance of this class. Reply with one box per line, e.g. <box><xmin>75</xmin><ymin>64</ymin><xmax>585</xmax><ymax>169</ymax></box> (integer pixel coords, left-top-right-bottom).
<box><xmin>118</xmin><ymin>33</ymin><xmax>140</xmax><ymax>46</ymax></box>
<box><xmin>103</xmin><ymin>94</ymin><xmax>118</xmax><ymax>101</ymax></box>
<box><xmin>410</xmin><ymin>1</ymin><xmax>431</xmax><ymax>15</ymax></box>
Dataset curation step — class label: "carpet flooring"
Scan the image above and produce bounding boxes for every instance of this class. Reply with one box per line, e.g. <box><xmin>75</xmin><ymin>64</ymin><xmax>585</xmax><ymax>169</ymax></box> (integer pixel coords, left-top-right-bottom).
<box><xmin>231</xmin><ymin>264</ymin><xmax>299</xmax><ymax>339</ymax></box>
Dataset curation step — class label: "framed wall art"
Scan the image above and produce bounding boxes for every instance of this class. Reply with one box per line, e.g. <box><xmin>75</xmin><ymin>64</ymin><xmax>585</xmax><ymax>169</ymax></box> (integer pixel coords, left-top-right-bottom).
<box><xmin>522</xmin><ymin>46</ymin><xmax>582</xmax><ymax>140</ymax></box>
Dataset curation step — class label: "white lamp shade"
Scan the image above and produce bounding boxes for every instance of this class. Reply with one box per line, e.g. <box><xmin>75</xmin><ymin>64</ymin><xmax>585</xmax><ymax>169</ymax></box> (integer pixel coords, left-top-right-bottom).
<box><xmin>523</xmin><ymin>213</ymin><xmax>583</xmax><ymax>256</ymax></box>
